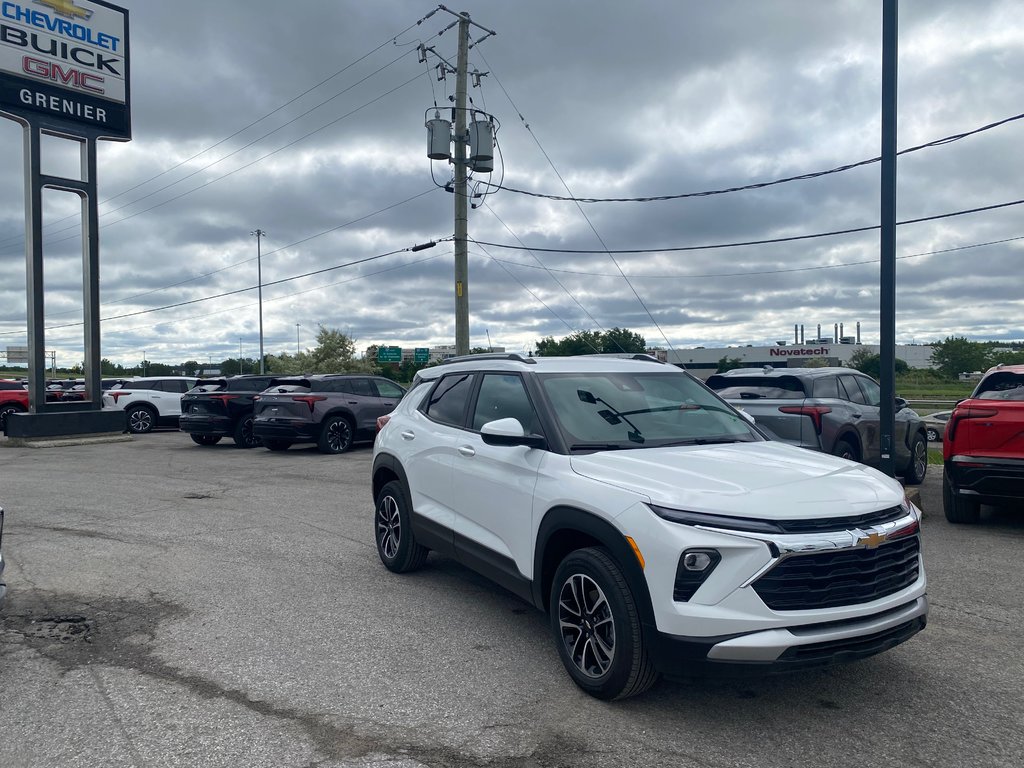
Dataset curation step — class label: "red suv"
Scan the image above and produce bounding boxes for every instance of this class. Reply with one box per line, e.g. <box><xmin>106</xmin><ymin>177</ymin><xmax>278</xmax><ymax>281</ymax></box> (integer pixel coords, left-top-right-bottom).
<box><xmin>943</xmin><ymin>364</ymin><xmax>1024</xmax><ymax>523</ymax></box>
<box><xmin>0</xmin><ymin>380</ymin><xmax>28</xmax><ymax>434</ymax></box>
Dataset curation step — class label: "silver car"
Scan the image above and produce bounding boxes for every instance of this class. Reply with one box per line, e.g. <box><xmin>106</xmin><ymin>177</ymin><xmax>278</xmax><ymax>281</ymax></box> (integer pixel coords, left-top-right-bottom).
<box><xmin>706</xmin><ymin>366</ymin><xmax>928</xmax><ymax>484</ymax></box>
<box><xmin>922</xmin><ymin>410</ymin><xmax>952</xmax><ymax>442</ymax></box>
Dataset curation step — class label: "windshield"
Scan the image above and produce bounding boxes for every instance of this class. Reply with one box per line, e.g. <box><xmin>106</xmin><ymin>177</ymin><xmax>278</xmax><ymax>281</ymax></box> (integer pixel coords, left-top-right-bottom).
<box><xmin>538</xmin><ymin>371</ymin><xmax>761</xmax><ymax>451</ymax></box>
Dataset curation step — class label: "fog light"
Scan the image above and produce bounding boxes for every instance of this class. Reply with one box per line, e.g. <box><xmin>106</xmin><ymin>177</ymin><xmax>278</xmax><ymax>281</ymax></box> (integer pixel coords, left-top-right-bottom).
<box><xmin>674</xmin><ymin>548</ymin><xmax>722</xmax><ymax>602</ymax></box>
<box><xmin>683</xmin><ymin>551</ymin><xmax>713</xmax><ymax>571</ymax></box>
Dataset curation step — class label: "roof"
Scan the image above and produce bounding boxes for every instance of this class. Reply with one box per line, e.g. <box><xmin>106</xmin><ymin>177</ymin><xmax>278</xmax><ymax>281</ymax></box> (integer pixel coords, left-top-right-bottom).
<box><xmin>417</xmin><ymin>353</ymin><xmax>670</xmax><ymax>381</ymax></box>
<box><xmin>711</xmin><ymin>366</ymin><xmax>862</xmax><ymax>379</ymax></box>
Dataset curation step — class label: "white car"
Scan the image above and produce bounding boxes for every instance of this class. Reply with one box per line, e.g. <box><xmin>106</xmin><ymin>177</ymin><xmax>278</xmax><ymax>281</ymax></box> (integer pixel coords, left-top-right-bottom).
<box><xmin>101</xmin><ymin>376</ymin><xmax>202</xmax><ymax>434</ymax></box>
<box><xmin>371</xmin><ymin>354</ymin><xmax>927</xmax><ymax>700</ymax></box>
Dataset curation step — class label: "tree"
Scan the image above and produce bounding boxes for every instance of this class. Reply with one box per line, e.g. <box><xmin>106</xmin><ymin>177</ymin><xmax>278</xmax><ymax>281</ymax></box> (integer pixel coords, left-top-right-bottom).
<box><xmin>929</xmin><ymin>336</ymin><xmax>990</xmax><ymax>379</ymax></box>
<box><xmin>716</xmin><ymin>356</ymin><xmax>744</xmax><ymax>373</ymax></box>
<box><xmin>846</xmin><ymin>348</ymin><xmax>907</xmax><ymax>378</ymax></box>
<box><xmin>536</xmin><ymin>328</ymin><xmax>645</xmax><ymax>356</ymax></box>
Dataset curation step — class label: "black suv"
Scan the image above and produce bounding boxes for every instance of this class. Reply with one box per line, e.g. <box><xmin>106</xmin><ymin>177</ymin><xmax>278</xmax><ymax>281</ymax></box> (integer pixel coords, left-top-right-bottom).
<box><xmin>179</xmin><ymin>375</ymin><xmax>277</xmax><ymax>448</ymax></box>
<box><xmin>253</xmin><ymin>374</ymin><xmax>405</xmax><ymax>453</ymax></box>
<box><xmin>707</xmin><ymin>366</ymin><xmax>928</xmax><ymax>484</ymax></box>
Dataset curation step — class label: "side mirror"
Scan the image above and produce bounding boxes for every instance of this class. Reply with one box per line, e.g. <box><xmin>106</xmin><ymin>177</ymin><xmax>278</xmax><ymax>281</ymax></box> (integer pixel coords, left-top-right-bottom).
<box><xmin>480</xmin><ymin>417</ymin><xmax>546</xmax><ymax>449</ymax></box>
<box><xmin>894</xmin><ymin>396</ymin><xmax>909</xmax><ymax>411</ymax></box>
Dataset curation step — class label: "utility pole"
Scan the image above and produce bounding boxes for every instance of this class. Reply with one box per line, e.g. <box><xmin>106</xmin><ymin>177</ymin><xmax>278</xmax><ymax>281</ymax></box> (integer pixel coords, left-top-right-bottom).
<box><xmin>453</xmin><ymin>12</ymin><xmax>470</xmax><ymax>356</ymax></box>
<box><xmin>251</xmin><ymin>229</ymin><xmax>266</xmax><ymax>373</ymax></box>
<box><xmin>879</xmin><ymin>0</ymin><xmax>897</xmax><ymax>477</ymax></box>
<box><xmin>239</xmin><ymin>337</ymin><xmax>243</xmax><ymax>375</ymax></box>
<box><xmin>296</xmin><ymin>323</ymin><xmax>301</xmax><ymax>355</ymax></box>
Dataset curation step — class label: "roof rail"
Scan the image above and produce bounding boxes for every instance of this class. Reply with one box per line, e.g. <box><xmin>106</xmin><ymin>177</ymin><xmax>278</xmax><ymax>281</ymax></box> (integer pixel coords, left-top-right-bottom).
<box><xmin>582</xmin><ymin>353</ymin><xmax>666</xmax><ymax>364</ymax></box>
<box><xmin>439</xmin><ymin>353</ymin><xmax>537</xmax><ymax>365</ymax></box>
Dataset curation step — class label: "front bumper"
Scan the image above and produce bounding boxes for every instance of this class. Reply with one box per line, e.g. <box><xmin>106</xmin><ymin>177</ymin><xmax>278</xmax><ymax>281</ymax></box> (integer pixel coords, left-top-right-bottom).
<box><xmin>649</xmin><ymin>598</ymin><xmax>927</xmax><ymax>676</ymax></box>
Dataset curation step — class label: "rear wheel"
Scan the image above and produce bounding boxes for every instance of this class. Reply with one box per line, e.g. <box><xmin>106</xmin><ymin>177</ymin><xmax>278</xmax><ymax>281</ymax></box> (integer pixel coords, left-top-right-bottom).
<box><xmin>550</xmin><ymin>548</ymin><xmax>658</xmax><ymax>700</ymax></box>
<box><xmin>318</xmin><ymin>415</ymin><xmax>354</xmax><ymax>454</ymax></box>
<box><xmin>926</xmin><ymin>427</ymin><xmax>940</xmax><ymax>442</ymax></box>
<box><xmin>943</xmin><ymin>472</ymin><xmax>981</xmax><ymax>524</ymax></box>
<box><xmin>232</xmin><ymin>415</ymin><xmax>260</xmax><ymax>448</ymax></box>
<box><xmin>190</xmin><ymin>434</ymin><xmax>221</xmax><ymax>446</ymax></box>
<box><xmin>831</xmin><ymin>438</ymin><xmax>858</xmax><ymax>463</ymax></box>
<box><xmin>1</xmin><ymin>403</ymin><xmax>25</xmax><ymax>433</ymax></box>
<box><xmin>263</xmin><ymin>439</ymin><xmax>291</xmax><ymax>452</ymax></box>
<box><xmin>903</xmin><ymin>434</ymin><xmax>927</xmax><ymax>485</ymax></box>
<box><xmin>126</xmin><ymin>405</ymin><xmax>156</xmax><ymax>434</ymax></box>
<box><xmin>374</xmin><ymin>480</ymin><xmax>428</xmax><ymax>572</ymax></box>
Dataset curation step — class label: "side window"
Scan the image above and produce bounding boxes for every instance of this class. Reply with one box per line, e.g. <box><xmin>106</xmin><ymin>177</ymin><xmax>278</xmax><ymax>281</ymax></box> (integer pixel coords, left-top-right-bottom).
<box><xmin>855</xmin><ymin>376</ymin><xmax>881</xmax><ymax>407</ymax></box>
<box><xmin>373</xmin><ymin>379</ymin><xmax>405</xmax><ymax>399</ymax></box>
<box><xmin>812</xmin><ymin>376</ymin><xmax>840</xmax><ymax>399</ymax></box>
<box><xmin>838</xmin><ymin>375</ymin><xmax>868</xmax><ymax>405</ymax></box>
<box><xmin>471</xmin><ymin>374</ymin><xmax>539</xmax><ymax>434</ymax></box>
<box><xmin>423</xmin><ymin>373</ymin><xmax>474</xmax><ymax>427</ymax></box>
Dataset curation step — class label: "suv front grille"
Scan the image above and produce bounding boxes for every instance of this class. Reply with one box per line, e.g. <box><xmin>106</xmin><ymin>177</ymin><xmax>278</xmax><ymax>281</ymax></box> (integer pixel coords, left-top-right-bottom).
<box><xmin>752</xmin><ymin>535</ymin><xmax>920</xmax><ymax>610</ymax></box>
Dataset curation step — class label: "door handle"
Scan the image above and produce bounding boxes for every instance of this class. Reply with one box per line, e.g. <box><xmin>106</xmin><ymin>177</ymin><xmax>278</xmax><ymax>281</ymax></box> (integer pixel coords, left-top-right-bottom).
<box><xmin>850</xmin><ymin>413</ymin><xmax>862</xmax><ymax>419</ymax></box>
<box><xmin>400</xmin><ymin>430</ymin><xmax>415</xmax><ymax>440</ymax></box>
<box><xmin>458</xmin><ymin>446</ymin><xmax>476</xmax><ymax>457</ymax></box>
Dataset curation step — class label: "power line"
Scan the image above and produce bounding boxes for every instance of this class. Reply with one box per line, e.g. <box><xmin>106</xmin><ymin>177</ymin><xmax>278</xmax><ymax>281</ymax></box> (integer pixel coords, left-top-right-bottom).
<box><xmin>485</xmin><ymin>234</ymin><xmax>1024</xmax><ymax>279</ymax></box>
<box><xmin>479</xmin><ymin>112</ymin><xmax>1024</xmax><ymax>203</ymax></box>
<box><xmin>470</xmin><ymin>198</ymin><xmax>1024</xmax><ymax>255</ymax></box>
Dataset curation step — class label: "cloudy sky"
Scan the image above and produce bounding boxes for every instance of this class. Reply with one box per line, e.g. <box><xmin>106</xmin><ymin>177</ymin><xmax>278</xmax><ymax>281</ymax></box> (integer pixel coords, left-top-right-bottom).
<box><xmin>1</xmin><ymin>0</ymin><xmax>1022</xmax><ymax>368</ymax></box>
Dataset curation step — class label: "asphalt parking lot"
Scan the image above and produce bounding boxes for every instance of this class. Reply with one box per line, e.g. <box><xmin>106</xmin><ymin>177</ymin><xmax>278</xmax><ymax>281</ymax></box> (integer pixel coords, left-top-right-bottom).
<box><xmin>1</xmin><ymin>430</ymin><xmax>1022</xmax><ymax>768</ymax></box>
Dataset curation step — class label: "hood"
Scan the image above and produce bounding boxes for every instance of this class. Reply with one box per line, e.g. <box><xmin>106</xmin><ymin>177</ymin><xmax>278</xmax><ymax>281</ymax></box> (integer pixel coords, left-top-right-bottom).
<box><xmin>569</xmin><ymin>441</ymin><xmax>904</xmax><ymax>520</ymax></box>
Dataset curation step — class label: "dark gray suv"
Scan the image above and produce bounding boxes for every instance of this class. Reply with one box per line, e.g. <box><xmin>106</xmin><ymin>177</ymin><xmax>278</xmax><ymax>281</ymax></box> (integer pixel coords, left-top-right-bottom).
<box><xmin>252</xmin><ymin>374</ymin><xmax>405</xmax><ymax>453</ymax></box>
<box><xmin>706</xmin><ymin>366</ymin><xmax>928</xmax><ymax>484</ymax></box>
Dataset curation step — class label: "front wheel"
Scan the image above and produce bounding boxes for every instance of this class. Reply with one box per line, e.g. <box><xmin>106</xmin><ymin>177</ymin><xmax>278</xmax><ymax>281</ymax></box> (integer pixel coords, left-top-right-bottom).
<box><xmin>550</xmin><ymin>548</ymin><xmax>658</xmax><ymax>700</ymax></box>
<box><xmin>318</xmin><ymin>416</ymin><xmax>354</xmax><ymax>454</ymax></box>
<box><xmin>943</xmin><ymin>472</ymin><xmax>980</xmax><ymax>524</ymax></box>
<box><xmin>902</xmin><ymin>434</ymin><xmax>928</xmax><ymax>485</ymax></box>
<box><xmin>926</xmin><ymin>427</ymin><xmax>940</xmax><ymax>442</ymax></box>
<box><xmin>126</xmin><ymin>405</ymin><xmax>156</xmax><ymax>434</ymax></box>
<box><xmin>190</xmin><ymin>434</ymin><xmax>221</xmax><ymax>446</ymax></box>
<box><xmin>374</xmin><ymin>480</ymin><xmax>428</xmax><ymax>573</ymax></box>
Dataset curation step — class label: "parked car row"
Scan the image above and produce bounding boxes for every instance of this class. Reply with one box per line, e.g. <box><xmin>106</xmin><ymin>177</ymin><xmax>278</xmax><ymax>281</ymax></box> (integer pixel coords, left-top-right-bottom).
<box><xmin>178</xmin><ymin>374</ymin><xmax>406</xmax><ymax>453</ymax></box>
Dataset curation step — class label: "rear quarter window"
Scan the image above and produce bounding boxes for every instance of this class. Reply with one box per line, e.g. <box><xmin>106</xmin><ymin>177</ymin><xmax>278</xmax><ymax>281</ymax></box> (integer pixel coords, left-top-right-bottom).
<box><xmin>423</xmin><ymin>373</ymin><xmax>474</xmax><ymax>427</ymax></box>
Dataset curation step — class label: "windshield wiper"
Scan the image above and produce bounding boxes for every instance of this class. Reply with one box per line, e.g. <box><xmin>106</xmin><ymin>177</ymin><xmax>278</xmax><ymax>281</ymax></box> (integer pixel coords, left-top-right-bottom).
<box><xmin>661</xmin><ymin>437</ymin><xmax>751</xmax><ymax>446</ymax></box>
<box><xmin>569</xmin><ymin>443</ymin><xmax>634</xmax><ymax>451</ymax></box>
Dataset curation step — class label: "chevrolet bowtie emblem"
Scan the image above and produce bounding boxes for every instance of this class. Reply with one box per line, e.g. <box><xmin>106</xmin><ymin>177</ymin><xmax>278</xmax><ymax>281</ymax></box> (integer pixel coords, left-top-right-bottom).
<box><xmin>36</xmin><ymin>0</ymin><xmax>94</xmax><ymax>20</ymax></box>
<box><xmin>855</xmin><ymin>530</ymin><xmax>887</xmax><ymax>549</ymax></box>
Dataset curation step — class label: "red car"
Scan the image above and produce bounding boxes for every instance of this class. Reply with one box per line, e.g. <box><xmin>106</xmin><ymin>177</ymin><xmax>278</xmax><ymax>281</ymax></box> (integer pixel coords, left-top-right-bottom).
<box><xmin>0</xmin><ymin>380</ymin><xmax>28</xmax><ymax>434</ymax></box>
<box><xmin>943</xmin><ymin>364</ymin><xmax>1024</xmax><ymax>523</ymax></box>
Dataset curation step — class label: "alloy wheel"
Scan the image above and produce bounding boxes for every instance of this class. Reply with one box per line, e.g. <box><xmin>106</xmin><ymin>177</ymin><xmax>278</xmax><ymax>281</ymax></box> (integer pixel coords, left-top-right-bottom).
<box><xmin>376</xmin><ymin>494</ymin><xmax>400</xmax><ymax>559</ymax></box>
<box><xmin>557</xmin><ymin>573</ymin><xmax>616</xmax><ymax>678</ymax></box>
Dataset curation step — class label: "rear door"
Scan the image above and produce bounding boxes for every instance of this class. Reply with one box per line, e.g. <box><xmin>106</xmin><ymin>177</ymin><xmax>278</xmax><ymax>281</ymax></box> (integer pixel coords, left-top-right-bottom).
<box><xmin>838</xmin><ymin>373</ymin><xmax>881</xmax><ymax>465</ymax></box>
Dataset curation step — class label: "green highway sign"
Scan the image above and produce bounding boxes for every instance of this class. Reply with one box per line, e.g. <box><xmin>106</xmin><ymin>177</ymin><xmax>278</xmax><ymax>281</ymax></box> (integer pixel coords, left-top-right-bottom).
<box><xmin>414</xmin><ymin>347</ymin><xmax>430</xmax><ymax>363</ymax></box>
<box><xmin>377</xmin><ymin>346</ymin><xmax>402</xmax><ymax>363</ymax></box>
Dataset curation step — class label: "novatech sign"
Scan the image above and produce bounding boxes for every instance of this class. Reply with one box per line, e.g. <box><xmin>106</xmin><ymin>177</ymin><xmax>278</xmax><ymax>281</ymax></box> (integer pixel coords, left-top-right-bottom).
<box><xmin>0</xmin><ymin>0</ymin><xmax>130</xmax><ymax>138</ymax></box>
<box><xmin>769</xmin><ymin>346</ymin><xmax>831</xmax><ymax>357</ymax></box>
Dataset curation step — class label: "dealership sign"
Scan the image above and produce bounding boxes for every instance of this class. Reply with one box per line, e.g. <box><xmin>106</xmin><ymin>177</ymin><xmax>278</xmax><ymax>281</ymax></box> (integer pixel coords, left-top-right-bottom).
<box><xmin>0</xmin><ymin>0</ymin><xmax>130</xmax><ymax>138</ymax></box>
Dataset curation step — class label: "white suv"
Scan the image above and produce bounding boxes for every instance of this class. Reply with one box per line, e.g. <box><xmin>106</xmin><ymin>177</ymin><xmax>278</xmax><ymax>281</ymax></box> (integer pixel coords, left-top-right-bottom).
<box><xmin>371</xmin><ymin>354</ymin><xmax>927</xmax><ymax>699</ymax></box>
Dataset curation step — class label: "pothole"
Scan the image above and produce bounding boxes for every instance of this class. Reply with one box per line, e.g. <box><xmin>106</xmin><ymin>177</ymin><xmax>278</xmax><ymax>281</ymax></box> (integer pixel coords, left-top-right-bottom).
<box><xmin>183</xmin><ymin>492</ymin><xmax>214</xmax><ymax>499</ymax></box>
<box><xmin>22</xmin><ymin>614</ymin><xmax>94</xmax><ymax>643</ymax></box>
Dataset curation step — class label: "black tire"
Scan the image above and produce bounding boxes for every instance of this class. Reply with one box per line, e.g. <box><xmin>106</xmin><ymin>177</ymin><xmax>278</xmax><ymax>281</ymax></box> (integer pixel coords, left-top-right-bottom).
<box><xmin>126</xmin><ymin>405</ymin><xmax>156</xmax><ymax>434</ymax></box>
<box><xmin>190</xmin><ymin>434</ymin><xmax>222</xmax><ymax>446</ymax></box>
<box><xmin>831</xmin><ymin>438</ymin><xmax>858</xmax><ymax>463</ymax></box>
<box><xmin>1</xmin><ymin>403</ymin><xmax>25</xmax><ymax>433</ymax></box>
<box><xmin>943</xmin><ymin>472</ymin><xmax>981</xmax><ymax>524</ymax></box>
<box><xmin>549</xmin><ymin>547</ymin><xmax>659</xmax><ymax>701</ymax></box>
<box><xmin>263</xmin><ymin>439</ymin><xmax>291</xmax><ymax>452</ymax></box>
<box><xmin>926</xmin><ymin>427</ymin><xmax>940</xmax><ymax>442</ymax></box>
<box><xmin>902</xmin><ymin>434</ymin><xmax>928</xmax><ymax>485</ymax></box>
<box><xmin>374</xmin><ymin>480</ymin><xmax>428</xmax><ymax>573</ymax></box>
<box><xmin>232</xmin><ymin>415</ymin><xmax>261</xmax><ymax>448</ymax></box>
<box><xmin>318</xmin><ymin>415</ymin><xmax>354</xmax><ymax>454</ymax></box>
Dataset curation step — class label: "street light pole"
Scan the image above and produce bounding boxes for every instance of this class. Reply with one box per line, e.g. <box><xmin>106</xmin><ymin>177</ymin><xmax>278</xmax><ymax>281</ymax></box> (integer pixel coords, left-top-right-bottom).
<box><xmin>296</xmin><ymin>323</ymin><xmax>301</xmax><ymax>355</ymax></box>
<box><xmin>251</xmin><ymin>229</ymin><xmax>266</xmax><ymax>373</ymax></box>
<box><xmin>239</xmin><ymin>337</ymin><xmax>243</xmax><ymax>375</ymax></box>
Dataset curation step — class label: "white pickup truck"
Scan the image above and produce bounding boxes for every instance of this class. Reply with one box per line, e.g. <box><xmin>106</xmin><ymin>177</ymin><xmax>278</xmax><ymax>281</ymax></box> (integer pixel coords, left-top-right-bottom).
<box><xmin>101</xmin><ymin>376</ymin><xmax>201</xmax><ymax>434</ymax></box>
